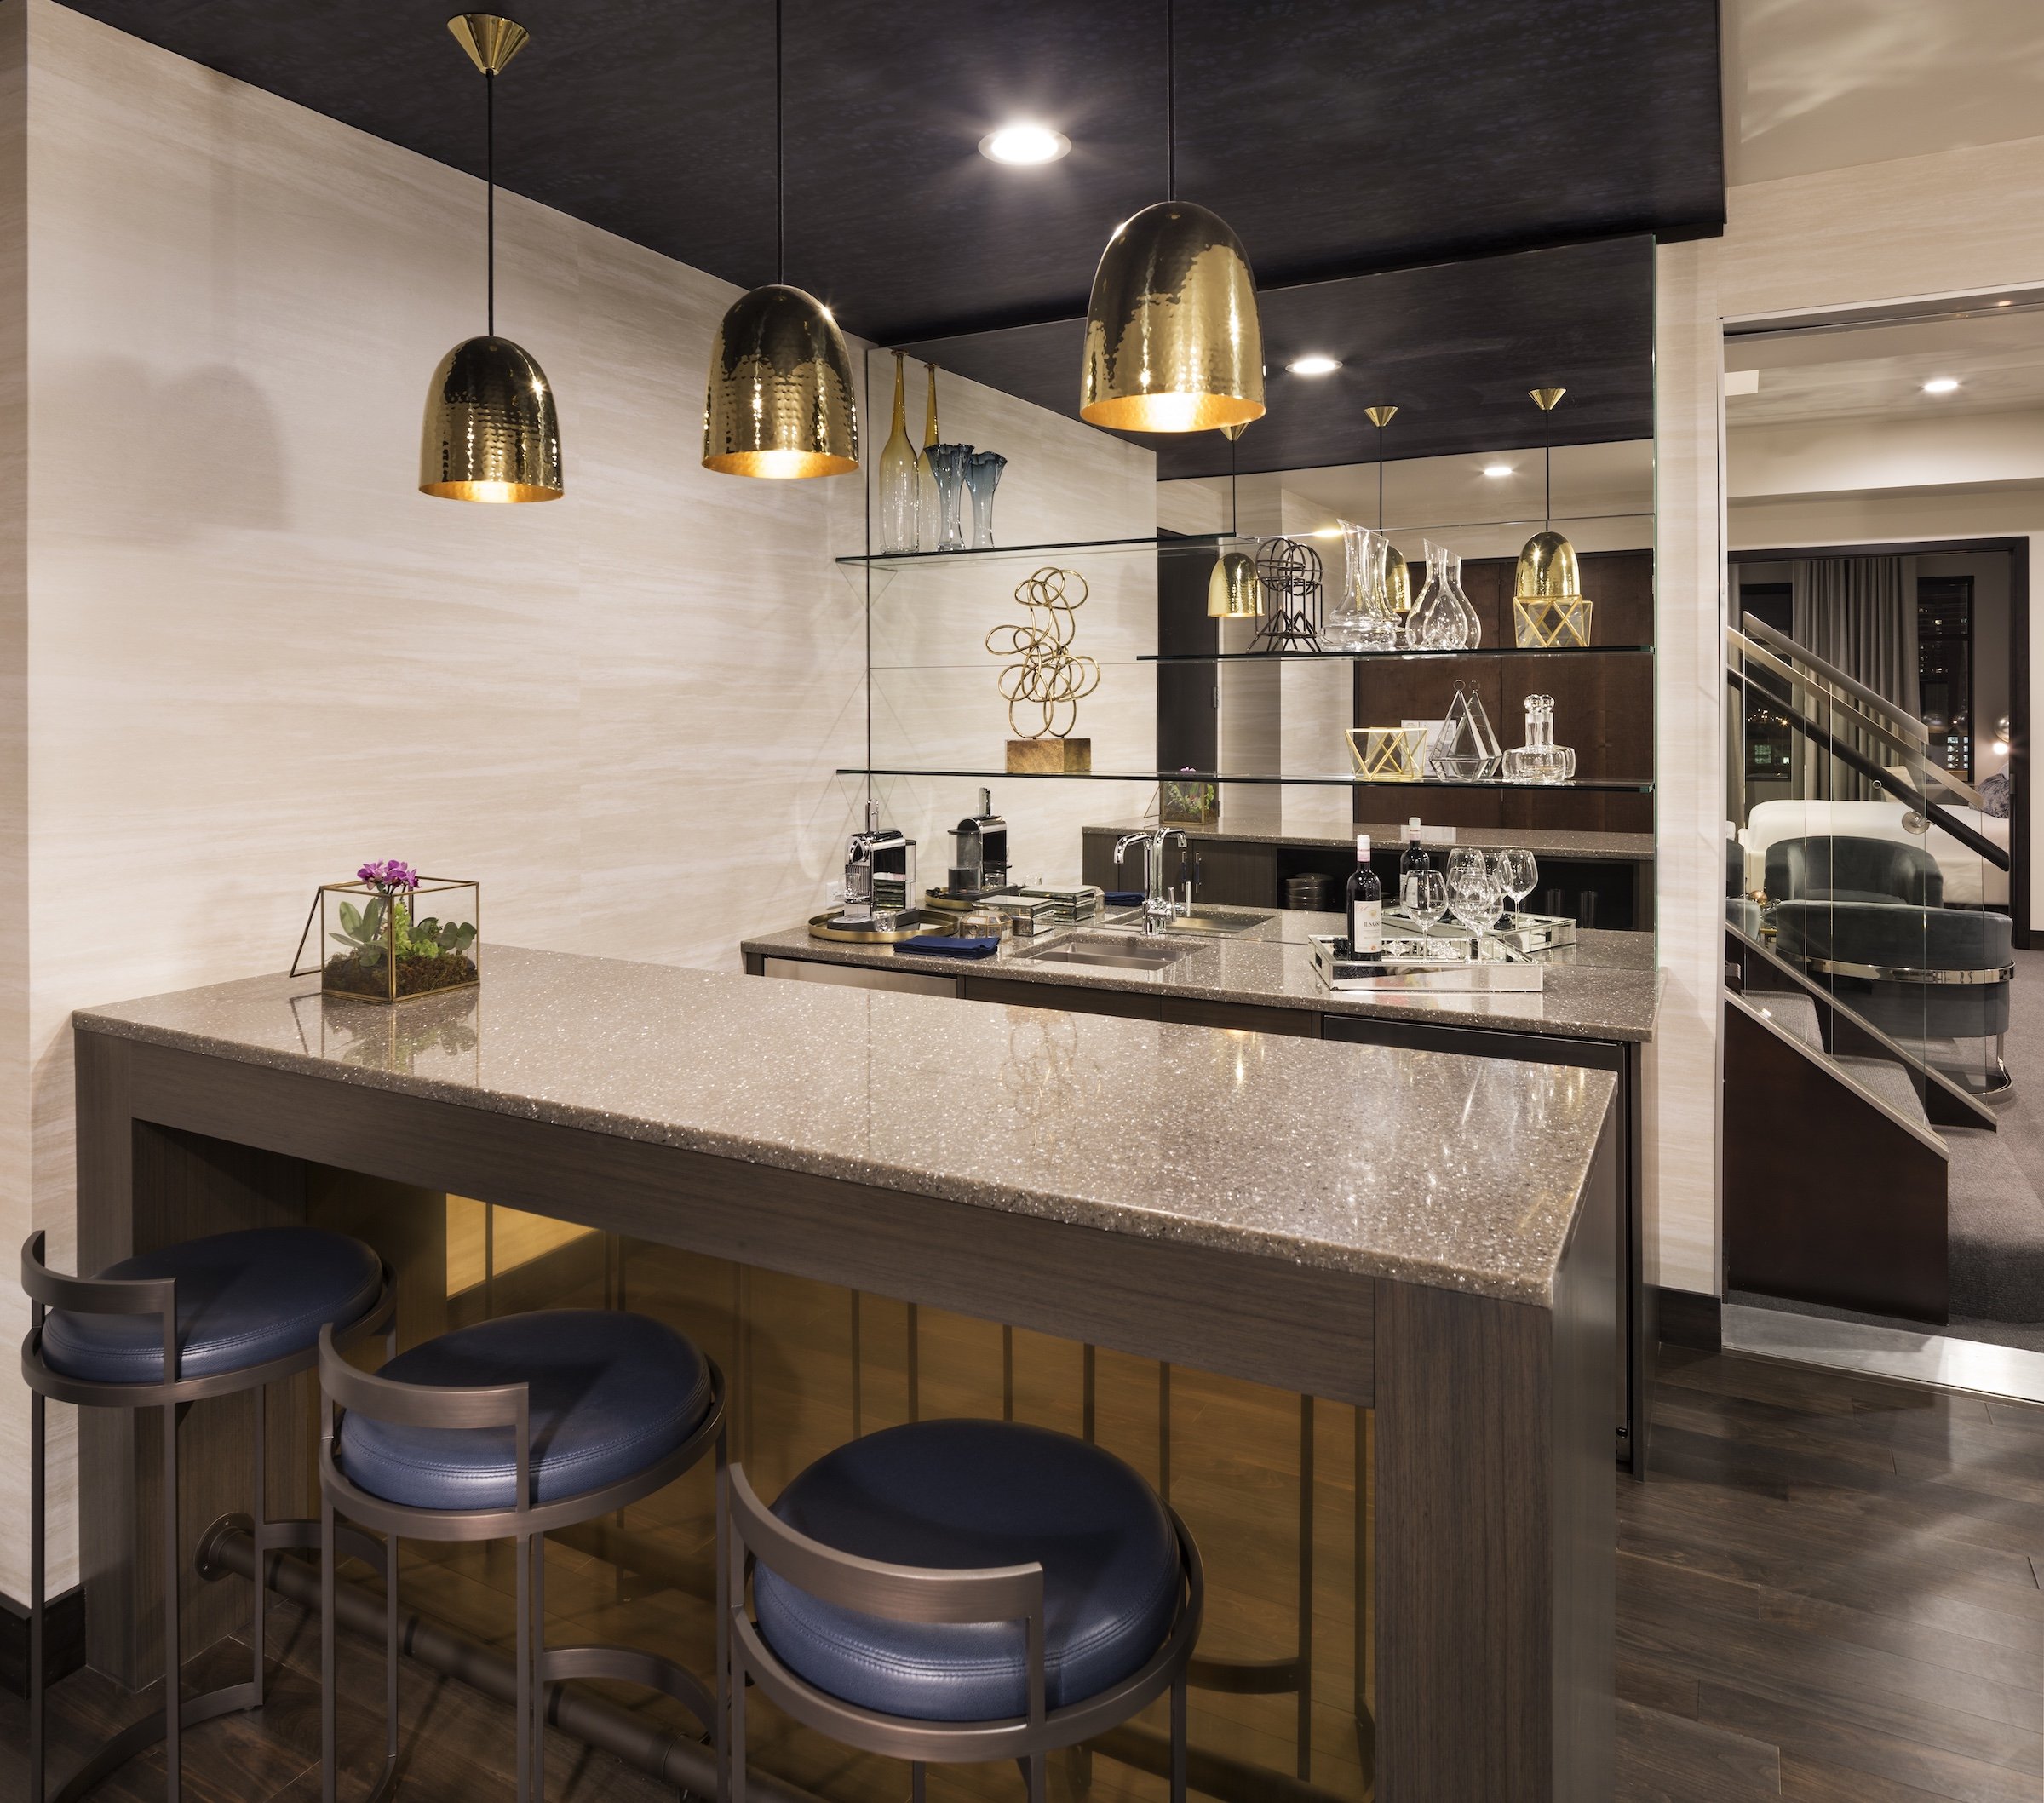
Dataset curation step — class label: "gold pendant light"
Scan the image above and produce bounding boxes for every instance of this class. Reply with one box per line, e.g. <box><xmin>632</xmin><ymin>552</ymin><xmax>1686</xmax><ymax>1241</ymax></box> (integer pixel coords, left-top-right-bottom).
<box><xmin>1207</xmin><ymin>422</ymin><xmax>1262</xmax><ymax>617</ymax></box>
<box><xmin>1080</xmin><ymin>3</ymin><xmax>1263</xmax><ymax>434</ymax></box>
<box><xmin>420</xmin><ymin>14</ymin><xmax>563</xmax><ymax>503</ymax></box>
<box><xmin>703</xmin><ymin>0</ymin><xmax>857</xmax><ymax>478</ymax></box>
<box><xmin>1515</xmin><ymin>388</ymin><xmax>1581</xmax><ymax>596</ymax></box>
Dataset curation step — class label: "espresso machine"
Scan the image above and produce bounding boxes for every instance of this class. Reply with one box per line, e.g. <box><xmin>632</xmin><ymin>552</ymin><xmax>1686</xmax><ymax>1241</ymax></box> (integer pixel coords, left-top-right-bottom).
<box><xmin>837</xmin><ymin>801</ymin><xmax>917</xmax><ymax>928</ymax></box>
<box><xmin>945</xmin><ymin>788</ymin><xmax>1009</xmax><ymax>899</ymax></box>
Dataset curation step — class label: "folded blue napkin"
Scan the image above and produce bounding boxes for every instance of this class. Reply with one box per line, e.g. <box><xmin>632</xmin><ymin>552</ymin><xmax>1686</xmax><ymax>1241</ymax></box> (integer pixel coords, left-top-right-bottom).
<box><xmin>895</xmin><ymin>935</ymin><xmax>1001</xmax><ymax>958</ymax></box>
<box><xmin>1104</xmin><ymin>890</ymin><xmax>1144</xmax><ymax>906</ymax></box>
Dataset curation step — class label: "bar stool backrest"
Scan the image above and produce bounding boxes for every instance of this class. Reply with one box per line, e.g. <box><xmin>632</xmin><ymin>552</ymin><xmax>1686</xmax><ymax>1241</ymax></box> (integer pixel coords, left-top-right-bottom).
<box><xmin>723</xmin><ymin>1460</ymin><xmax>1049</xmax><ymax>1731</ymax></box>
<box><xmin>317</xmin><ymin>1324</ymin><xmax>535</xmax><ymax>1516</ymax></box>
<box><xmin>22</xmin><ymin>1230</ymin><xmax>179</xmax><ymax>1382</ymax></box>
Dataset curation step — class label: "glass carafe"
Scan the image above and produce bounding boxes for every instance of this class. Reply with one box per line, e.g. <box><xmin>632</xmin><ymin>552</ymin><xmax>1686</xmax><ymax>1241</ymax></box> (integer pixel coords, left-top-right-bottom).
<box><xmin>1502</xmin><ymin>693</ymin><xmax>1576</xmax><ymax>784</ymax></box>
<box><xmin>877</xmin><ymin>350</ymin><xmax>919</xmax><ymax>554</ymax></box>
<box><xmin>1410</xmin><ymin>540</ymin><xmax>1479</xmax><ymax>649</ymax></box>
<box><xmin>1328</xmin><ymin>521</ymin><xmax>1393</xmax><ymax>650</ymax></box>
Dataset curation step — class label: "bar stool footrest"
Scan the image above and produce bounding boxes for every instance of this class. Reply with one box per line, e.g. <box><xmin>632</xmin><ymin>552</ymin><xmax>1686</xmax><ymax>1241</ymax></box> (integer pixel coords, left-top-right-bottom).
<box><xmin>539</xmin><ymin>1644</ymin><xmax>716</xmax><ymax>1737</ymax></box>
<box><xmin>46</xmin><ymin>1680</ymin><xmax>261</xmax><ymax>1803</ymax></box>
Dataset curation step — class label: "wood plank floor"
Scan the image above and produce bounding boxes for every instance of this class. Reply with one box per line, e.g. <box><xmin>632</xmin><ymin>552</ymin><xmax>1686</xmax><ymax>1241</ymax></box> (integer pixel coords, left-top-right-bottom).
<box><xmin>8</xmin><ymin>1337</ymin><xmax>2042</xmax><ymax>1803</ymax></box>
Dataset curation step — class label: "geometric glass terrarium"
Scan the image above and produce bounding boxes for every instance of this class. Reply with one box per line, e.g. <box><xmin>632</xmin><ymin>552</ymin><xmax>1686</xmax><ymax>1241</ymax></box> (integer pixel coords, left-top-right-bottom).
<box><xmin>292</xmin><ymin>862</ymin><xmax>480</xmax><ymax>1002</ymax></box>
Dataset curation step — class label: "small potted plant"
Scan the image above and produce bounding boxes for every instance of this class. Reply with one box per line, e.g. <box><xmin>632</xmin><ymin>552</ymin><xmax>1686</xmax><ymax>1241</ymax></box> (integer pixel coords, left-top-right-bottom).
<box><xmin>292</xmin><ymin>860</ymin><xmax>480</xmax><ymax>1002</ymax></box>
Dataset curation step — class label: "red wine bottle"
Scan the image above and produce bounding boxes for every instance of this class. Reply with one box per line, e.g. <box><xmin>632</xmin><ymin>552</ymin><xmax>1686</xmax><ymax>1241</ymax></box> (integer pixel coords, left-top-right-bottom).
<box><xmin>1346</xmin><ymin>833</ymin><xmax>1381</xmax><ymax>956</ymax></box>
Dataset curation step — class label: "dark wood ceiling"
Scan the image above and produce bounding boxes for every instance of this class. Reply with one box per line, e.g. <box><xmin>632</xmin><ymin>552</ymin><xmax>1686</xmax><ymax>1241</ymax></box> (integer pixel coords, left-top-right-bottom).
<box><xmin>58</xmin><ymin>0</ymin><xmax>1713</xmax><ymax>468</ymax></box>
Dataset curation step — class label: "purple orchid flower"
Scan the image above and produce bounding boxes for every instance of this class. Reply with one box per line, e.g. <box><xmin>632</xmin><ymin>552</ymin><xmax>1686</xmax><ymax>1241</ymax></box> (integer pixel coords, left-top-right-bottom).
<box><xmin>356</xmin><ymin>859</ymin><xmax>420</xmax><ymax>893</ymax></box>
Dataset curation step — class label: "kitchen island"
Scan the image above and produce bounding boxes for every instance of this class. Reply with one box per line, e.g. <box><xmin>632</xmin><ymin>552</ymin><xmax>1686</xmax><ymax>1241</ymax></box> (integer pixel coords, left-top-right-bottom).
<box><xmin>745</xmin><ymin>908</ymin><xmax>1659</xmax><ymax>1471</ymax></box>
<box><xmin>72</xmin><ymin>945</ymin><xmax>1616</xmax><ymax>1803</ymax></box>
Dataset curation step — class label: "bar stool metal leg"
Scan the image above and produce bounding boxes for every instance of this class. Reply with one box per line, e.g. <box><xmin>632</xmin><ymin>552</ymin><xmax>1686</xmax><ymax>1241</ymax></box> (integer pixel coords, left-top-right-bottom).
<box><xmin>30</xmin><ymin>1383</ymin><xmax>45</xmax><ymax>1803</ymax></box>
<box><xmin>164</xmin><ymin>1396</ymin><xmax>181</xmax><ymax>1803</ymax></box>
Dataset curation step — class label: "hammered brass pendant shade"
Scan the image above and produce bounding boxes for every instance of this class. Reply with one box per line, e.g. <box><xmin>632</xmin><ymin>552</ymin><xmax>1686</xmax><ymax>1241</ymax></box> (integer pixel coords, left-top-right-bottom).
<box><xmin>421</xmin><ymin>336</ymin><xmax>562</xmax><ymax>502</ymax></box>
<box><xmin>703</xmin><ymin>284</ymin><xmax>859</xmax><ymax>478</ymax></box>
<box><xmin>419</xmin><ymin>14</ymin><xmax>562</xmax><ymax>504</ymax></box>
<box><xmin>1081</xmin><ymin>201</ymin><xmax>1265</xmax><ymax>433</ymax></box>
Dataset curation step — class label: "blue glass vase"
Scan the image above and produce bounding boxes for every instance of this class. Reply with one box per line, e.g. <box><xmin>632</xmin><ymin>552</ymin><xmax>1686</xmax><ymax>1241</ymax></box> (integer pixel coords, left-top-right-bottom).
<box><xmin>925</xmin><ymin>443</ymin><xmax>973</xmax><ymax>552</ymax></box>
<box><xmin>965</xmin><ymin>451</ymin><xmax>1007</xmax><ymax>549</ymax></box>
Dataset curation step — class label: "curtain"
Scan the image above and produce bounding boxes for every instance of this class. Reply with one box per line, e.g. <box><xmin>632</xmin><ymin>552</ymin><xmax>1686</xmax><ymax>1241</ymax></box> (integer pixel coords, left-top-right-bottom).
<box><xmin>1790</xmin><ymin>556</ymin><xmax>1919</xmax><ymax>715</ymax></box>
<box><xmin>1789</xmin><ymin>556</ymin><xmax>1918</xmax><ymax>803</ymax></box>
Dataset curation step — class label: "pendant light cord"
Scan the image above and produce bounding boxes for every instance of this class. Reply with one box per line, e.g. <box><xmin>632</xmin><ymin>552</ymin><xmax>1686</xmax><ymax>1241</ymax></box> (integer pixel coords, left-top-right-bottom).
<box><xmin>1164</xmin><ymin>0</ymin><xmax>1176</xmax><ymax>202</ymax></box>
<box><xmin>774</xmin><ymin>0</ymin><xmax>785</xmax><ymax>285</ymax></box>
<box><xmin>1543</xmin><ymin>412</ymin><xmax>1553</xmax><ymax>532</ymax></box>
<box><xmin>1376</xmin><ymin>424</ymin><xmax>1385</xmax><ymax>529</ymax></box>
<box><xmin>485</xmin><ymin>71</ymin><xmax>495</xmax><ymax>336</ymax></box>
<box><xmin>1229</xmin><ymin>432</ymin><xmax>1237</xmax><ymax>535</ymax></box>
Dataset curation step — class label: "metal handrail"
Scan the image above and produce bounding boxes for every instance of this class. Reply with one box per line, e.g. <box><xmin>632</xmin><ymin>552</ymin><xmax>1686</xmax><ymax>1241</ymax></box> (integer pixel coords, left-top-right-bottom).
<box><xmin>1731</xmin><ymin>628</ymin><xmax>1989</xmax><ymax>812</ymax></box>
<box><xmin>1726</xmin><ymin>666</ymin><xmax>2009</xmax><ymax>870</ymax></box>
<box><xmin>1743</xmin><ymin>614</ymin><xmax>1931</xmax><ymax>744</ymax></box>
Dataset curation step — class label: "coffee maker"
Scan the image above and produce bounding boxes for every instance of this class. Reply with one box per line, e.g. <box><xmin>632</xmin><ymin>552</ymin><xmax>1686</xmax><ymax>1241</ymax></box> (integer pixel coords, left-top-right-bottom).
<box><xmin>841</xmin><ymin>801</ymin><xmax>917</xmax><ymax>927</ymax></box>
<box><xmin>946</xmin><ymin>788</ymin><xmax>1009</xmax><ymax>898</ymax></box>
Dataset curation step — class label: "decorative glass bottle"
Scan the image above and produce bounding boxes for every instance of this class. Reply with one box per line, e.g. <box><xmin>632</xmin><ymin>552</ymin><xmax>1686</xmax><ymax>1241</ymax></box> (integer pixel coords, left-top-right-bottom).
<box><xmin>965</xmin><ymin>450</ymin><xmax>1007</xmax><ymax>549</ymax></box>
<box><xmin>1502</xmin><ymin>693</ymin><xmax>1576</xmax><ymax>784</ymax></box>
<box><xmin>925</xmin><ymin>444</ymin><xmax>973</xmax><ymax>551</ymax></box>
<box><xmin>916</xmin><ymin>363</ymin><xmax>943</xmax><ymax>551</ymax></box>
<box><xmin>877</xmin><ymin>350</ymin><xmax>919</xmax><ymax>554</ymax></box>
<box><xmin>1410</xmin><ymin>541</ymin><xmax>1480</xmax><ymax>649</ymax></box>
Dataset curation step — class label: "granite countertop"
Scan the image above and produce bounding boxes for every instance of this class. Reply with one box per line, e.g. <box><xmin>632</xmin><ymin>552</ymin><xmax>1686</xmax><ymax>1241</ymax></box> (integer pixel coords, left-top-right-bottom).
<box><xmin>74</xmin><ymin>945</ymin><xmax>1615</xmax><ymax>1307</ymax></box>
<box><xmin>743</xmin><ymin>910</ymin><xmax>1661</xmax><ymax>1043</ymax></box>
<box><xmin>1084</xmin><ymin>819</ymin><xmax>1657</xmax><ymax>860</ymax></box>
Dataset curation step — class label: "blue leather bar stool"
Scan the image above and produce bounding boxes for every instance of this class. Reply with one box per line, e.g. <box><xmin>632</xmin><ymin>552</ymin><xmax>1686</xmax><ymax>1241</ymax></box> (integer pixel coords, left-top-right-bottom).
<box><xmin>724</xmin><ymin>1418</ymin><xmax>1203</xmax><ymax>1803</ymax></box>
<box><xmin>319</xmin><ymin>1308</ymin><xmax>725</xmax><ymax>1803</ymax></box>
<box><xmin>20</xmin><ymin>1226</ymin><xmax>394</xmax><ymax>1803</ymax></box>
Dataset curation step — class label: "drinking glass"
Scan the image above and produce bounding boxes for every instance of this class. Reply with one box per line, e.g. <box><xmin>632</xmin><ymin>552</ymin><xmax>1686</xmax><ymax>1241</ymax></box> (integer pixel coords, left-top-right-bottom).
<box><xmin>1445</xmin><ymin>846</ymin><xmax>1489</xmax><ymax>897</ymax></box>
<box><xmin>1405</xmin><ymin>867</ymin><xmax>1448</xmax><ymax>932</ymax></box>
<box><xmin>1448</xmin><ymin>870</ymin><xmax>1494</xmax><ymax>938</ymax></box>
<box><xmin>1497</xmin><ymin>847</ymin><xmax>1539</xmax><ymax>922</ymax></box>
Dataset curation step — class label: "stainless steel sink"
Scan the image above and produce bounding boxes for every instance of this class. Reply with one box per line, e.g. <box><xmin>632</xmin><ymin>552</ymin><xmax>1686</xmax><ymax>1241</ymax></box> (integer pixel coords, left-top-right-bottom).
<box><xmin>1023</xmin><ymin>931</ymin><xmax>1204</xmax><ymax>973</ymax></box>
<box><xmin>1105</xmin><ymin>906</ymin><xmax>1275</xmax><ymax>938</ymax></box>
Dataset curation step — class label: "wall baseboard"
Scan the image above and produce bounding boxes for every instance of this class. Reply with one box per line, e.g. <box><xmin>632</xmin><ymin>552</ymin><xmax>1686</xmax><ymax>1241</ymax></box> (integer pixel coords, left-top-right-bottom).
<box><xmin>0</xmin><ymin>1584</ymin><xmax>87</xmax><ymax>1697</ymax></box>
<box><xmin>1654</xmin><ymin>1284</ymin><xmax>1723</xmax><ymax>1352</ymax></box>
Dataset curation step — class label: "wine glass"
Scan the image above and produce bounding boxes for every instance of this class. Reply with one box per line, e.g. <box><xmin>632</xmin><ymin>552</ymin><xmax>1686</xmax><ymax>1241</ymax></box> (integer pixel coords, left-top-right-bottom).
<box><xmin>1406</xmin><ymin>868</ymin><xmax>1448</xmax><ymax>933</ymax></box>
<box><xmin>1448</xmin><ymin>868</ymin><xmax>1494</xmax><ymax>939</ymax></box>
<box><xmin>1445</xmin><ymin>846</ymin><xmax>1488</xmax><ymax>896</ymax></box>
<box><xmin>1496</xmin><ymin>848</ymin><xmax>1539</xmax><ymax>923</ymax></box>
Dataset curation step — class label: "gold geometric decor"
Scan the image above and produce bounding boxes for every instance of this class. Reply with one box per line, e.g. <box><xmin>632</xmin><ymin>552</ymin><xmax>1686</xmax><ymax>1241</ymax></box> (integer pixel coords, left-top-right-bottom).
<box><xmin>987</xmin><ymin>566</ymin><xmax>1100</xmax><ymax>774</ymax></box>
<box><xmin>1345</xmin><ymin>725</ymin><xmax>1428</xmax><ymax>783</ymax></box>
<box><xmin>1513</xmin><ymin>591</ymin><xmax>1593</xmax><ymax>649</ymax></box>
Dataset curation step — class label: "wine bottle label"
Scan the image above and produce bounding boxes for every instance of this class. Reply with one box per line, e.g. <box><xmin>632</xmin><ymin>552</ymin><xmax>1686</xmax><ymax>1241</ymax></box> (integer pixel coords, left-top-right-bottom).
<box><xmin>1351</xmin><ymin>899</ymin><xmax>1381</xmax><ymax>955</ymax></box>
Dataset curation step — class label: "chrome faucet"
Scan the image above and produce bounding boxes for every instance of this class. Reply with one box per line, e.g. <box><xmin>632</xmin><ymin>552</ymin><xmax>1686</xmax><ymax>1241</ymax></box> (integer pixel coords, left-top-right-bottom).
<box><xmin>1114</xmin><ymin>829</ymin><xmax>1190</xmax><ymax>934</ymax></box>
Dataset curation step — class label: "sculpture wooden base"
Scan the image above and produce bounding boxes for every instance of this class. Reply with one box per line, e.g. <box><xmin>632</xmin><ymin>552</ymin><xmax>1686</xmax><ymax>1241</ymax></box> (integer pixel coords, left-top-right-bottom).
<box><xmin>1007</xmin><ymin>737</ymin><xmax>1092</xmax><ymax>774</ymax></box>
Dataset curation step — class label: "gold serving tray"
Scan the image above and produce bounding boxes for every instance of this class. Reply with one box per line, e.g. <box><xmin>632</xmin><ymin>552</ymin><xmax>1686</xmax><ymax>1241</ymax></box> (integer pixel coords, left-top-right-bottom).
<box><xmin>807</xmin><ymin>908</ymin><xmax>955</xmax><ymax>945</ymax></box>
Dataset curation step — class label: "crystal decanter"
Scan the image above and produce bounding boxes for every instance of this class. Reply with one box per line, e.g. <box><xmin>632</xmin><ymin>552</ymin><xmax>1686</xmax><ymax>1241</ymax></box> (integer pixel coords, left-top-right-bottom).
<box><xmin>1409</xmin><ymin>540</ymin><xmax>1480</xmax><ymax>649</ymax></box>
<box><xmin>1502</xmin><ymin>692</ymin><xmax>1576</xmax><ymax>784</ymax></box>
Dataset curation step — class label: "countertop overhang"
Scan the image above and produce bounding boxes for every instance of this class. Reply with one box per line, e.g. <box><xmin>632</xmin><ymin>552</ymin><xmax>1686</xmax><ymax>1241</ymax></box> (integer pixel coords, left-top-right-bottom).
<box><xmin>743</xmin><ymin>910</ymin><xmax>1661</xmax><ymax>1044</ymax></box>
<box><xmin>73</xmin><ymin>945</ymin><xmax>1615</xmax><ymax>1308</ymax></box>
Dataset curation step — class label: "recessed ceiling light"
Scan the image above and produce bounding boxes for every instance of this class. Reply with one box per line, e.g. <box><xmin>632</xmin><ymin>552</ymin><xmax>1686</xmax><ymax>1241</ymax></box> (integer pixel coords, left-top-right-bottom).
<box><xmin>1284</xmin><ymin>354</ymin><xmax>1341</xmax><ymax>376</ymax></box>
<box><xmin>1482</xmin><ymin>463</ymin><xmax>1513</xmax><ymax>479</ymax></box>
<box><xmin>1922</xmin><ymin>376</ymin><xmax>1960</xmax><ymax>394</ymax></box>
<box><xmin>979</xmin><ymin>123</ymin><xmax>1070</xmax><ymax>165</ymax></box>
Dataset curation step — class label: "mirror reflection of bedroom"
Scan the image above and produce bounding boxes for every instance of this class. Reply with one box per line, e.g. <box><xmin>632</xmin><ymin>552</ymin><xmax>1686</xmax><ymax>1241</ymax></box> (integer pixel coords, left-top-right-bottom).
<box><xmin>1723</xmin><ymin>293</ymin><xmax>2041</xmax><ymax>1363</ymax></box>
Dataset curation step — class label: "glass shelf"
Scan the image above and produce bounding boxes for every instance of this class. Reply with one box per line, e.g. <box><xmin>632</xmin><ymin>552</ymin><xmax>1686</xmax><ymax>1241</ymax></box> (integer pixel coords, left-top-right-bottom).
<box><xmin>838</xmin><ymin>534</ymin><xmax>1225</xmax><ymax>568</ymax></box>
<box><xmin>841</xmin><ymin>767</ymin><xmax>1654</xmax><ymax>793</ymax></box>
<box><xmin>1143</xmin><ymin>644</ymin><xmax>1654</xmax><ymax>663</ymax></box>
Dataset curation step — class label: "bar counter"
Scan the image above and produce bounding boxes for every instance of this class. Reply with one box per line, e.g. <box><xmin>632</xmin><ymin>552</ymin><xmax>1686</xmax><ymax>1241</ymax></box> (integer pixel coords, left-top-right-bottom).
<box><xmin>72</xmin><ymin>945</ymin><xmax>1616</xmax><ymax>1802</ymax></box>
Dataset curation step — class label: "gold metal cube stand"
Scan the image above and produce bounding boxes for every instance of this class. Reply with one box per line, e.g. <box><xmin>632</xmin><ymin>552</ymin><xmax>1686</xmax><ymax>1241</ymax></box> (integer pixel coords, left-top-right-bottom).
<box><xmin>1513</xmin><ymin>594</ymin><xmax>1593</xmax><ymax>649</ymax></box>
<box><xmin>1345</xmin><ymin>726</ymin><xmax>1427</xmax><ymax>782</ymax></box>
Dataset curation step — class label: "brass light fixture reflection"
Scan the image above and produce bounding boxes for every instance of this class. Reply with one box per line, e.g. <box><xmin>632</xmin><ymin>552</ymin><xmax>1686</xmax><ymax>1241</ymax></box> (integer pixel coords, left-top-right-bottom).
<box><xmin>1364</xmin><ymin>405</ymin><xmax>1411</xmax><ymax>619</ymax></box>
<box><xmin>703</xmin><ymin>0</ymin><xmax>857</xmax><ymax>478</ymax></box>
<box><xmin>1208</xmin><ymin>422</ymin><xmax>1263</xmax><ymax>618</ymax></box>
<box><xmin>420</xmin><ymin>14</ymin><xmax>563</xmax><ymax>504</ymax></box>
<box><xmin>1080</xmin><ymin>3</ymin><xmax>1263</xmax><ymax>433</ymax></box>
<box><xmin>1515</xmin><ymin>387</ymin><xmax>1582</xmax><ymax>603</ymax></box>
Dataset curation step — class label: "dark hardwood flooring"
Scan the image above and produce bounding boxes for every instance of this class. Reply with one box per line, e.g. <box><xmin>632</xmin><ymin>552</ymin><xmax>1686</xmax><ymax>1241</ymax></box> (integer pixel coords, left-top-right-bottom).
<box><xmin>7</xmin><ymin>1341</ymin><xmax>2042</xmax><ymax>1803</ymax></box>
